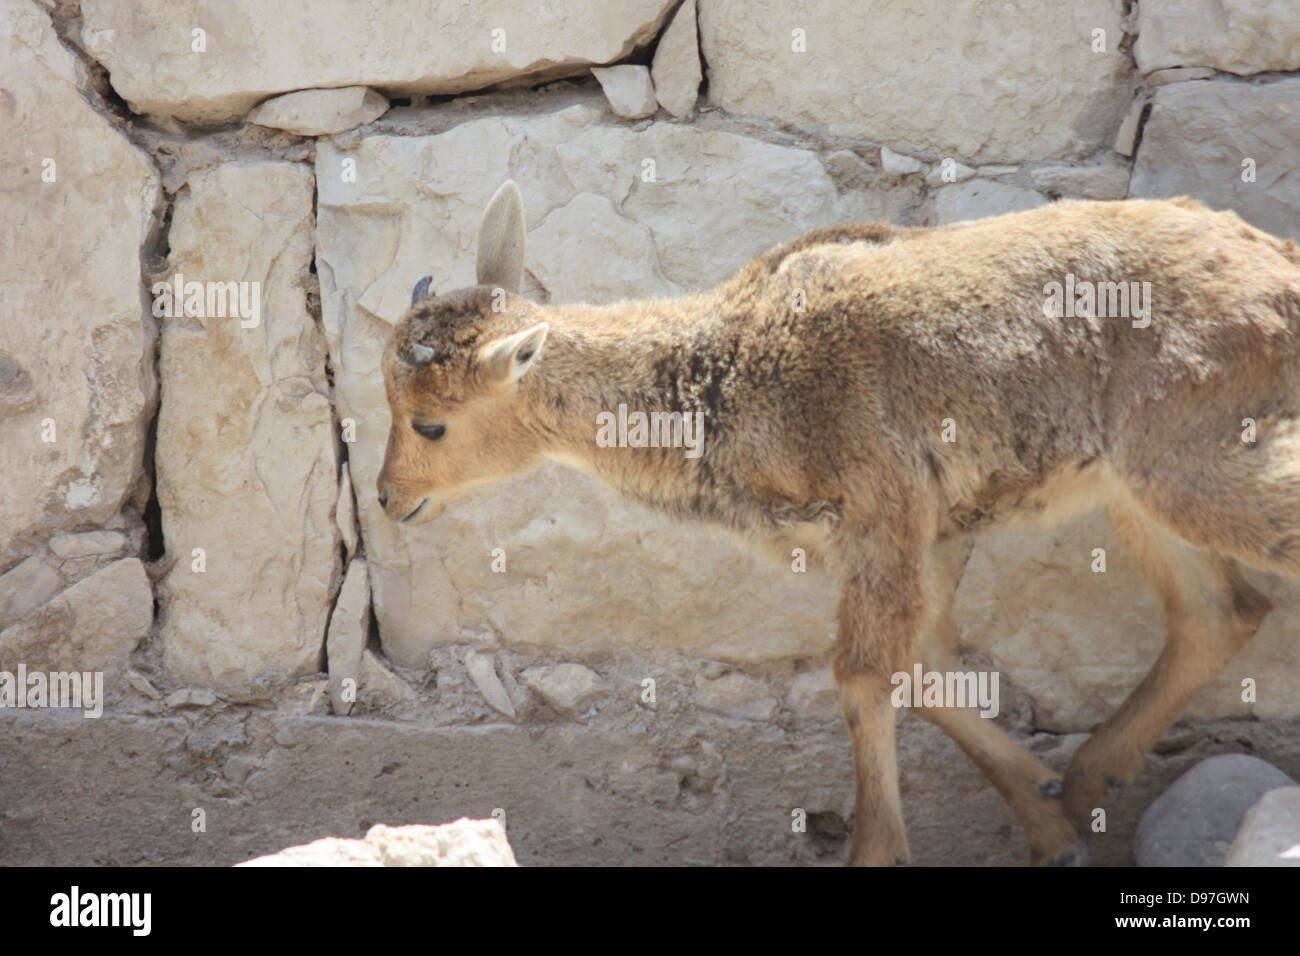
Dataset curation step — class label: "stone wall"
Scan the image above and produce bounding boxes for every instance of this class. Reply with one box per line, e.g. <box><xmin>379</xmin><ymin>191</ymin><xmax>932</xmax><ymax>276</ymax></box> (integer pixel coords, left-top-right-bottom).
<box><xmin>2</xmin><ymin>0</ymin><xmax>1299</xmax><ymax>866</ymax></box>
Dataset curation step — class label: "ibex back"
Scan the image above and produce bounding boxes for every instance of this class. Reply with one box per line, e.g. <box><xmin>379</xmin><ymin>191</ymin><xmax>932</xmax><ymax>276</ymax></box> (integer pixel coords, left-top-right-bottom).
<box><xmin>377</xmin><ymin>181</ymin><xmax>1300</xmax><ymax>865</ymax></box>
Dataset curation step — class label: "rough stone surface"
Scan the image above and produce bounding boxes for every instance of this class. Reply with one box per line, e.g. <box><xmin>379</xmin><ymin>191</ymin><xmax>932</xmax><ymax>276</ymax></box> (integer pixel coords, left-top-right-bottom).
<box><xmin>247</xmin><ymin>86</ymin><xmax>389</xmax><ymax>136</ymax></box>
<box><xmin>880</xmin><ymin>146</ymin><xmax>923</xmax><ymax>176</ymax></box>
<box><xmin>652</xmin><ymin>0</ymin><xmax>702</xmax><ymax>119</ymax></box>
<box><xmin>519</xmin><ymin>663</ymin><xmax>604</xmax><ymax>713</ymax></box>
<box><xmin>80</xmin><ymin>0</ymin><xmax>677</xmax><ymax>122</ymax></box>
<box><xmin>0</xmin><ymin>557</ymin><xmax>64</xmax><ymax>627</ymax></box>
<box><xmin>1135</xmin><ymin>755</ymin><xmax>1297</xmax><ymax>866</ymax></box>
<box><xmin>1130</xmin><ymin>78</ymin><xmax>1300</xmax><ymax>241</ymax></box>
<box><xmin>48</xmin><ymin>531</ymin><xmax>128</xmax><ymax>560</ymax></box>
<box><xmin>326</xmin><ymin>560</ymin><xmax>369</xmax><ymax>715</ymax></box>
<box><xmin>1146</xmin><ymin>66</ymin><xmax>1217</xmax><ymax>86</ymax></box>
<box><xmin>1030</xmin><ymin>162</ymin><xmax>1130</xmax><ymax>199</ymax></box>
<box><xmin>699</xmin><ymin>0</ymin><xmax>1132</xmax><ymax>162</ymax></box>
<box><xmin>1134</xmin><ymin>0</ymin><xmax>1300</xmax><ymax>76</ymax></box>
<box><xmin>591</xmin><ymin>65</ymin><xmax>657</xmax><ymax>119</ymax></box>
<box><xmin>695</xmin><ymin>672</ymin><xmax>778</xmax><ymax>721</ymax></box>
<box><xmin>0</xmin><ymin>0</ymin><xmax>160</xmax><ymax>568</ymax></box>
<box><xmin>156</xmin><ymin>162</ymin><xmax>338</xmax><ymax>691</ymax></box>
<box><xmin>931</xmin><ymin>180</ymin><xmax>1047</xmax><ymax>225</ymax></box>
<box><xmin>356</xmin><ymin>649</ymin><xmax>418</xmax><ymax>712</ymax></box>
<box><xmin>1224</xmin><ymin>788</ymin><xmax>1300</xmax><ymax>866</ymax></box>
<box><xmin>0</xmin><ymin>558</ymin><xmax>152</xmax><ymax>675</ymax></box>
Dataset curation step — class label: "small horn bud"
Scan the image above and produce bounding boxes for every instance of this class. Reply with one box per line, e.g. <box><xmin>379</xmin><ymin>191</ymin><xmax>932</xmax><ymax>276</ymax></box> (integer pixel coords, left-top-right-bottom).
<box><xmin>406</xmin><ymin>342</ymin><xmax>436</xmax><ymax>365</ymax></box>
<box><xmin>410</xmin><ymin>274</ymin><xmax>433</xmax><ymax>307</ymax></box>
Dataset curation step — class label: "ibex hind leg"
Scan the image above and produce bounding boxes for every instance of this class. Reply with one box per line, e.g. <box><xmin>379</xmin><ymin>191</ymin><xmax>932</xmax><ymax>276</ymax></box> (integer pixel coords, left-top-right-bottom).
<box><xmin>1062</xmin><ymin>482</ymin><xmax>1282</xmax><ymax>827</ymax></box>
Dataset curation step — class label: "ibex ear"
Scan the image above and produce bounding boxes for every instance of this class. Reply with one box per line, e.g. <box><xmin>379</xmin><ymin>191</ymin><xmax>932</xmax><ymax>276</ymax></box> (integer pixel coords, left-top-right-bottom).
<box><xmin>476</xmin><ymin>180</ymin><xmax>526</xmax><ymax>294</ymax></box>
<box><xmin>478</xmin><ymin>322</ymin><xmax>549</xmax><ymax>387</ymax></box>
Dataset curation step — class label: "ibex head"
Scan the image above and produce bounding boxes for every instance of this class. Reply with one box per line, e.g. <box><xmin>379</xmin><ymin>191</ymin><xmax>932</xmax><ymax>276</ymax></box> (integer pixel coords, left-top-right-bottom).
<box><xmin>377</xmin><ymin>180</ymin><xmax>550</xmax><ymax>523</ymax></box>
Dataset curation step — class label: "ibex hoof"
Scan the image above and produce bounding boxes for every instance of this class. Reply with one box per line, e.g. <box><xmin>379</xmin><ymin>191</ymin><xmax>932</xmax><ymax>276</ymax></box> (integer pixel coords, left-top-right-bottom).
<box><xmin>1047</xmin><ymin>840</ymin><xmax>1090</xmax><ymax>867</ymax></box>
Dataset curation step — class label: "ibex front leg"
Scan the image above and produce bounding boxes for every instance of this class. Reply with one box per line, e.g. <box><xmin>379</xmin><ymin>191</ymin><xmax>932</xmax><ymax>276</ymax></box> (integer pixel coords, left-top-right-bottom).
<box><xmin>833</xmin><ymin>529</ymin><xmax>930</xmax><ymax>867</ymax></box>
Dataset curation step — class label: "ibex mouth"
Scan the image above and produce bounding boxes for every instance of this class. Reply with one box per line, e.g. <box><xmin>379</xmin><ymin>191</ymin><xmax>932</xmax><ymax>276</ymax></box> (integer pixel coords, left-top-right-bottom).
<box><xmin>401</xmin><ymin>499</ymin><xmax>427</xmax><ymax>522</ymax></box>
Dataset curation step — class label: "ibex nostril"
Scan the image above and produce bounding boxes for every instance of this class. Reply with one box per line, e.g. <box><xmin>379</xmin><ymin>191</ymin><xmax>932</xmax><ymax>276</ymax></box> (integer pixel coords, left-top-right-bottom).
<box><xmin>378</xmin><ymin>491</ymin><xmax>388</xmax><ymax>509</ymax></box>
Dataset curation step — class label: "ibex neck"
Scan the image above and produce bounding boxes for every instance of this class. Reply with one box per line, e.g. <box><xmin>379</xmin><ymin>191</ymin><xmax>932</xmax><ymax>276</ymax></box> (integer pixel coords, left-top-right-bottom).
<box><xmin>518</xmin><ymin>298</ymin><xmax>730</xmax><ymax>515</ymax></box>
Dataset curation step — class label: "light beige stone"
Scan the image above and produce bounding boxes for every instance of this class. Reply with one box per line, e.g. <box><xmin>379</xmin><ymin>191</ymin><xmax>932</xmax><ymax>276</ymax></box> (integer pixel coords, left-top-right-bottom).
<box><xmin>1113</xmin><ymin>94</ymin><xmax>1150</xmax><ymax>157</ymax></box>
<box><xmin>652</xmin><ymin>0</ymin><xmax>702</xmax><ymax>119</ymax></box>
<box><xmin>0</xmin><ymin>0</ymin><xmax>161</xmax><ymax>568</ymax></box>
<box><xmin>519</xmin><ymin>662</ymin><xmax>604</xmax><ymax>713</ymax></box>
<box><xmin>1146</xmin><ymin>66</ymin><xmax>1217</xmax><ymax>86</ymax></box>
<box><xmin>81</xmin><ymin>0</ymin><xmax>677</xmax><ymax>122</ymax></box>
<box><xmin>788</xmin><ymin>667</ymin><xmax>840</xmax><ymax>720</ymax></box>
<box><xmin>880</xmin><ymin>146</ymin><xmax>923</xmax><ymax>176</ymax></box>
<box><xmin>1135</xmin><ymin>0</ymin><xmax>1300</xmax><ymax>76</ymax></box>
<box><xmin>695</xmin><ymin>672</ymin><xmax>777</xmax><ymax>721</ymax></box>
<box><xmin>924</xmin><ymin>161</ymin><xmax>976</xmax><ymax>186</ymax></box>
<box><xmin>1130</xmin><ymin>78</ymin><xmax>1300</xmax><ymax>241</ymax></box>
<box><xmin>591</xmin><ymin>65</ymin><xmax>657</xmax><ymax>119</ymax></box>
<box><xmin>337</xmin><ymin>463</ymin><xmax>360</xmax><ymax>561</ymax></box>
<box><xmin>700</xmin><ymin>0</ymin><xmax>1132</xmax><ymax>162</ymax></box>
<box><xmin>357</xmin><ymin>649</ymin><xmax>417</xmax><ymax>711</ymax></box>
<box><xmin>0</xmin><ymin>558</ymin><xmax>152</xmax><ymax>674</ymax></box>
<box><xmin>0</xmin><ymin>556</ymin><xmax>64</xmax><ymax>627</ymax></box>
<box><xmin>931</xmin><ymin>180</ymin><xmax>1047</xmax><ymax>225</ymax></box>
<box><xmin>157</xmin><ymin>162</ymin><xmax>338</xmax><ymax>691</ymax></box>
<box><xmin>1030</xmin><ymin>162</ymin><xmax>1131</xmax><ymax>200</ymax></box>
<box><xmin>48</xmin><ymin>531</ymin><xmax>128</xmax><ymax>560</ymax></box>
<box><xmin>327</xmin><ymin>559</ymin><xmax>369</xmax><ymax>714</ymax></box>
<box><xmin>464</xmin><ymin>650</ymin><xmax>515</xmax><ymax>718</ymax></box>
<box><xmin>247</xmin><ymin>86</ymin><xmax>389</xmax><ymax>136</ymax></box>
<box><xmin>1226</xmin><ymin>788</ymin><xmax>1300</xmax><ymax>866</ymax></box>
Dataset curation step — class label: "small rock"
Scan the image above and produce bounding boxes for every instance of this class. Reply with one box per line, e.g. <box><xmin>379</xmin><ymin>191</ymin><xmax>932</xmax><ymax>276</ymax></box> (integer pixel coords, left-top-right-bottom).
<box><xmin>326</xmin><ymin>559</ymin><xmax>369</xmax><ymax>714</ymax></box>
<box><xmin>1225</xmin><ymin>788</ymin><xmax>1300</xmax><ymax>867</ymax></box>
<box><xmin>165</xmin><ymin>687</ymin><xmax>218</xmax><ymax>709</ymax></box>
<box><xmin>880</xmin><ymin>146</ymin><xmax>924</xmax><ymax>176</ymax></box>
<box><xmin>976</xmin><ymin>164</ymin><xmax>1020</xmax><ymax>177</ymax></box>
<box><xmin>823</xmin><ymin>149</ymin><xmax>874</xmax><ymax>186</ymax></box>
<box><xmin>788</xmin><ymin>668</ymin><xmax>841</xmax><ymax>720</ymax></box>
<box><xmin>695</xmin><ymin>671</ymin><xmax>777</xmax><ymax>721</ymax></box>
<box><xmin>924</xmin><ymin>160</ymin><xmax>977</xmax><ymax>186</ymax></box>
<box><xmin>127</xmin><ymin>669</ymin><xmax>163</xmax><ymax>701</ymax></box>
<box><xmin>48</xmin><ymin>530</ymin><xmax>127</xmax><ymax>559</ymax></box>
<box><xmin>1113</xmin><ymin>94</ymin><xmax>1150</xmax><ymax>157</ymax></box>
<box><xmin>651</xmin><ymin>0</ymin><xmax>701</xmax><ymax>119</ymax></box>
<box><xmin>0</xmin><ymin>556</ymin><xmax>63</xmax><ymax>626</ymax></box>
<box><xmin>464</xmin><ymin>650</ymin><xmax>515</xmax><ymax>718</ymax></box>
<box><xmin>247</xmin><ymin>86</ymin><xmax>389</xmax><ymax>136</ymax></box>
<box><xmin>356</xmin><ymin>648</ymin><xmax>417</xmax><ymax>711</ymax></box>
<box><xmin>1146</xmin><ymin>66</ymin><xmax>1216</xmax><ymax>86</ymax></box>
<box><xmin>591</xmin><ymin>65</ymin><xmax>657</xmax><ymax>120</ymax></box>
<box><xmin>1136</xmin><ymin>754</ymin><xmax>1297</xmax><ymax>867</ymax></box>
<box><xmin>519</xmin><ymin>662</ymin><xmax>603</xmax><ymax>713</ymax></box>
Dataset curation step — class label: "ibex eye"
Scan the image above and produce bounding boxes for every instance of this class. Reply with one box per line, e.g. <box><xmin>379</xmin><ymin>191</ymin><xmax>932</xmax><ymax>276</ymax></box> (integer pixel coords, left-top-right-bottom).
<box><xmin>413</xmin><ymin>422</ymin><xmax>446</xmax><ymax>442</ymax></box>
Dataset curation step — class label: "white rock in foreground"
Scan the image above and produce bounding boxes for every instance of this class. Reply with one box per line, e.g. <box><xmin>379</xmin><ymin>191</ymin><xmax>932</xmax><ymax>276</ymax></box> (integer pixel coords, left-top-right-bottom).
<box><xmin>1225</xmin><ymin>788</ymin><xmax>1300</xmax><ymax>867</ymax></box>
<box><xmin>238</xmin><ymin>819</ymin><xmax>518</xmax><ymax>866</ymax></box>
